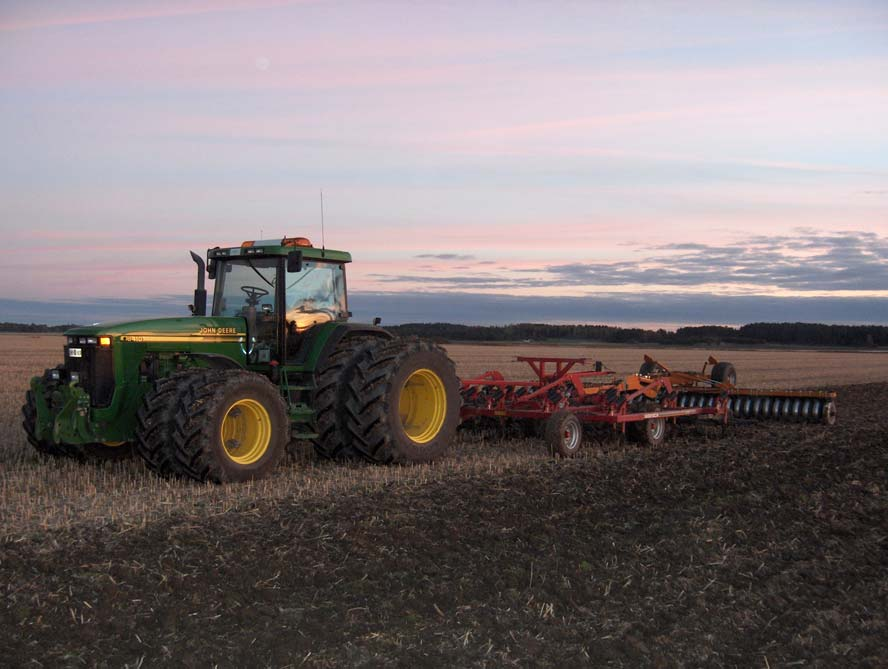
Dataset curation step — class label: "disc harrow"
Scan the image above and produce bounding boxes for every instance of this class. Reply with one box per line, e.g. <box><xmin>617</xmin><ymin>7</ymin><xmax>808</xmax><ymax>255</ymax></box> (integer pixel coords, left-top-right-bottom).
<box><xmin>459</xmin><ymin>353</ymin><xmax>837</xmax><ymax>457</ymax></box>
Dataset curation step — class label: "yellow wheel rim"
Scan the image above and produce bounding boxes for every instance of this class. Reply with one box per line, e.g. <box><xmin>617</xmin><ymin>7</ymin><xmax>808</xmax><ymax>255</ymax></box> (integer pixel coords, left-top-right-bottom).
<box><xmin>399</xmin><ymin>368</ymin><xmax>447</xmax><ymax>444</ymax></box>
<box><xmin>220</xmin><ymin>398</ymin><xmax>272</xmax><ymax>465</ymax></box>
<box><xmin>101</xmin><ymin>441</ymin><xmax>126</xmax><ymax>447</ymax></box>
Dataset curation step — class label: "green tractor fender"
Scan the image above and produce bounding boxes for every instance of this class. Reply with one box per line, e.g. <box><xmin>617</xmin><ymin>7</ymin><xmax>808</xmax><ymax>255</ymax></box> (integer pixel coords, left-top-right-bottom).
<box><xmin>294</xmin><ymin>322</ymin><xmax>394</xmax><ymax>370</ymax></box>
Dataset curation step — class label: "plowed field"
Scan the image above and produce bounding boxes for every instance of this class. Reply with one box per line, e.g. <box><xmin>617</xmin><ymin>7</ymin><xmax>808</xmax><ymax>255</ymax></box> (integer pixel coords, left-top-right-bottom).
<box><xmin>1</xmin><ymin>335</ymin><xmax>886</xmax><ymax>667</ymax></box>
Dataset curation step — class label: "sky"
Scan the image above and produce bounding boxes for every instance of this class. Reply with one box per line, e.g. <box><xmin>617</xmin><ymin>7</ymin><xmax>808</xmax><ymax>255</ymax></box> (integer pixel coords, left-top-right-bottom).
<box><xmin>1</xmin><ymin>0</ymin><xmax>887</xmax><ymax>326</ymax></box>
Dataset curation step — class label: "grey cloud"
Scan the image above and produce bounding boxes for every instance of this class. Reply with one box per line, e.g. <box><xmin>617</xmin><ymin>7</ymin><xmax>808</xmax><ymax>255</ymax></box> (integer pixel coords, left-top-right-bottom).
<box><xmin>415</xmin><ymin>253</ymin><xmax>476</xmax><ymax>261</ymax></box>
<box><xmin>376</xmin><ymin>230</ymin><xmax>888</xmax><ymax>292</ymax></box>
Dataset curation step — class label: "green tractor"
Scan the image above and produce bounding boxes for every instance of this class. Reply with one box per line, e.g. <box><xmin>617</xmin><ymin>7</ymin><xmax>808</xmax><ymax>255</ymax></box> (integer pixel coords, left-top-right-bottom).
<box><xmin>22</xmin><ymin>237</ymin><xmax>461</xmax><ymax>482</ymax></box>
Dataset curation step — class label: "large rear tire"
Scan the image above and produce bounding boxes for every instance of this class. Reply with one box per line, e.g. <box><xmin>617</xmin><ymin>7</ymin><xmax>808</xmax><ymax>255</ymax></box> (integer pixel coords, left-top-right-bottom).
<box><xmin>344</xmin><ymin>338</ymin><xmax>460</xmax><ymax>464</ymax></box>
<box><xmin>312</xmin><ymin>335</ymin><xmax>387</xmax><ymax>460</ymax></box>
<box><xmin>170</xmin><ymin>371</ymin><xmax>288</xmax><ymax>483</ymax></box>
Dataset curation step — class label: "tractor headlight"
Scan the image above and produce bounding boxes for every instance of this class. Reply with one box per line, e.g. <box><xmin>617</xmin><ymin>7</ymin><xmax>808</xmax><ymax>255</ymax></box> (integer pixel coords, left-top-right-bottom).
<box><xmin>50</xmin><ymin>369</ymin><xmax>60</xmax><ymax>381</ymax></box>
<box><xmin>69</xmin><ymin>371</ymin><xmax>80</xmax><ymax>383</ymax></box>
<box><xmin>85</xmin><ymin>337</ymin><xmax>97</xmax><ymax>345</ymax></box>
<box><xmin>67</xmin><ymin>336</ymin><xmax>76</xmax><ymax>345</ymax></box>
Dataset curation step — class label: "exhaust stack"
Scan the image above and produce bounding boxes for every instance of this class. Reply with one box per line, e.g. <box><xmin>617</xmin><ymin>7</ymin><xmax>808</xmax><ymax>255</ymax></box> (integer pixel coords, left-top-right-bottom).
<box><xmin>189</xmin><ymin>251</ymin><xmax>207</xmax><ymax>316</ymax></box>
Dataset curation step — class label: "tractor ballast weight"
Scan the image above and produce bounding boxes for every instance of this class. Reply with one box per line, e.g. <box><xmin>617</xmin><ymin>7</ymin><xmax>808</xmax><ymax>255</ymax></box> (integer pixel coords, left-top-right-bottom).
<box><xmin>22</xmin><ymin>237</ymin><xmax>461</xmax><ymax>482</ymax></box>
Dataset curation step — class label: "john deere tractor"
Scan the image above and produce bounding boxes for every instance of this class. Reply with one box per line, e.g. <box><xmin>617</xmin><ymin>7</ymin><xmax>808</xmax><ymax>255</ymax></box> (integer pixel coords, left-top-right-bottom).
<box><xmin>22</xmin><ymin>237</ymin><xmax>461</xmax><ymax>482</ymax></box>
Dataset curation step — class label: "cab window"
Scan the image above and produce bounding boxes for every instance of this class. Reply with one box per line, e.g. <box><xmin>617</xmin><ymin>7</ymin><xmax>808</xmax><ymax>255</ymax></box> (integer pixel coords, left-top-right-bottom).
<box><xmin>285</xmin><ymin>261</ymin><xmax>346</xmax><ymax>333</ymax></box>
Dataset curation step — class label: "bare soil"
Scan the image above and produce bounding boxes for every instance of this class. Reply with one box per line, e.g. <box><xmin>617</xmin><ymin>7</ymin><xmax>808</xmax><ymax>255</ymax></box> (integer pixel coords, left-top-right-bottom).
<box><xmin>1</xmin><ymin>336</ymin><xmax>886</xmax><ymax>667</ymax></box>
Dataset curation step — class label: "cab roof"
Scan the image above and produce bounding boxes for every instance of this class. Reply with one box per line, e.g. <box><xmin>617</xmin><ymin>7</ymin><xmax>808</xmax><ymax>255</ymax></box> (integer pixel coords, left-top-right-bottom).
<box><xmin>208</xmin><ymin>236</ymin><xmax>351</xmax><ymax>263</ymax></box>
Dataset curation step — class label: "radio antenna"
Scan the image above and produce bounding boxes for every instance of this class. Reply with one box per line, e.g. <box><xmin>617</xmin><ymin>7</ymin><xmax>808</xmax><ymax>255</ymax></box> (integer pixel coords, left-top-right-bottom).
<box><xmin>320</xmin><ymin>188</ymin><xmax>326</xmax><ymax>257</ymax></box>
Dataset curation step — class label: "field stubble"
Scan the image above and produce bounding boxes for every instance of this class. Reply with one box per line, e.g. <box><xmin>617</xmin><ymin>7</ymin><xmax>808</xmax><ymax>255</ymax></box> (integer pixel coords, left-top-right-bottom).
<box><xmin>4</xmin><ymin>336</ymin><xmax>887</xmax><ymax>536</ymax></box>
<box><xmin>1</xmin><ymin>334</ymin><xmax>886</xmax><ymax>666</ymax></box>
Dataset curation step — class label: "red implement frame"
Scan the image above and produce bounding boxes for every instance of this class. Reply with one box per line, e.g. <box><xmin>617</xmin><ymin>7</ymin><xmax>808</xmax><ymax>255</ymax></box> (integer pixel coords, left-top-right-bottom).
<box><xmin>459</xmin><ymin>356</ymin><xmax>729</xmax><ymax>431</ymax></box>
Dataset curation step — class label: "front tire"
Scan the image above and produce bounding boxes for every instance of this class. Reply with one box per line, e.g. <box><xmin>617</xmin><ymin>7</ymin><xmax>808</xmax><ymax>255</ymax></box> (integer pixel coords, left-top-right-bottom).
<box><xmin>344</xmin><ymin>339</ymin><xmax>460</xmax><ymax>464</ymax></box>
<box><xmin>170</xmin><ymin>371</ymin><xmax>288</xmax><ymax>483</ymax></box>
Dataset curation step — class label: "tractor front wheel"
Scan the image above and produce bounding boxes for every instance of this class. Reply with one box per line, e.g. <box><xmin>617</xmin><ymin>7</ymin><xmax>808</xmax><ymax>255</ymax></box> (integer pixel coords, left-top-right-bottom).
<box><xmin>135</xmin><ymin>371</ymin><xmax>224</xmax><ymax>476</ymax></box>
<box><xmin>170</xmin><ymin>371</ymin><xmax>288</xmax><ymax>483</ymax></box>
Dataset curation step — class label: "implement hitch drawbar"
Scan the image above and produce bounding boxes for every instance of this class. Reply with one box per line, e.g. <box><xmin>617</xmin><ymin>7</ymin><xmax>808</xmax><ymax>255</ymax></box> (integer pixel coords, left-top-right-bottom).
<box><xmin>459</xmin><ymin>355</ymin><xmax>836</xmax><ymax>457</ymax></box>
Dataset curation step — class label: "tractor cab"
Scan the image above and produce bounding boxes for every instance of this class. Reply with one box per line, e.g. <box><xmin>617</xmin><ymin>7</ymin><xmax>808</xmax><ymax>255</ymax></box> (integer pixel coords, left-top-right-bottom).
<box><xmin>205</xmin><ymin>237</ymin><xmax>350</xmax><ymax>364</ymax></box>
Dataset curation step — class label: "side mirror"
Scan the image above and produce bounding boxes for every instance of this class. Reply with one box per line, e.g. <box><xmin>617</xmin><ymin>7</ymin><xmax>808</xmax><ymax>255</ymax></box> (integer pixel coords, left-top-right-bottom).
<box><xmin>373</xmin><ymin>317</ymin><xmax>382</xmax><ymax>326</ymax></box>
<box><xmin>287</xmin><ymin>250</ymin><xmax>303</xmax><ymax>273</ymax></box>
<box><xmin>207</xmin><ymin>259</ymin><xmax>216</xmax><ymax>280</ymax></box>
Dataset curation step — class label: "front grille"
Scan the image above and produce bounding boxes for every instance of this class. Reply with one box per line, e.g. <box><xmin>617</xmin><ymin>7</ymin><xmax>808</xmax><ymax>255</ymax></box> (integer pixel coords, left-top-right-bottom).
<box><xmin>64</xmin><ymin>344</ymin><xmax>115</xmax><ymax>407</ymax></box>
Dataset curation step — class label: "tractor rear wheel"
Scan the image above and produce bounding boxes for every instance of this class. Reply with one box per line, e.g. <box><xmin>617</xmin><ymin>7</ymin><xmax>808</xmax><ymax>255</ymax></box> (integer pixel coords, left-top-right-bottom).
<box><xmin>312</xmin><ymin>335</ymin><xmax>387</xmax><ymax>460</ymax></box>
<box><xmin>545</xmin><ymin>410</ymin><xmax>583</xmax><ymax>458</ymax></box>
<box><xmin>344</xmin><ymin>338</ymin><xmax>460</xmax><ymax>464</ymax></box>
<box><xmin>170</xmin><ymin>371</ymin><xmax>288</xmax><ymax>483</ymax></box>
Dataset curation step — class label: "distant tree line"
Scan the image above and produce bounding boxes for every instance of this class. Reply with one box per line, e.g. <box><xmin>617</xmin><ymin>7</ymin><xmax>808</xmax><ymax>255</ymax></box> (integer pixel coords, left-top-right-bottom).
<box><xmin>389</xmin><ymin>322</ymin><xmax>888</xmax><ymax>347</ymax></box>
<box><xmin>0</xmin><ymin>322</ymin><xmax>79</xmax><ymax>333</ymax></box>
<box><xmin>2</xmin><ymin>320</ymin><xmax>885</xmax><ymax>347</ymax></box>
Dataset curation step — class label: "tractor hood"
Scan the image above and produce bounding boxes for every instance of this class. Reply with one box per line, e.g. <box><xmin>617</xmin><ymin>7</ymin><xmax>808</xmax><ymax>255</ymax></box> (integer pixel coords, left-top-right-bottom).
<box><xmin>65</xmin><ymin>316</ymin><xmax>246</xmax><ymax>343</ymax></box>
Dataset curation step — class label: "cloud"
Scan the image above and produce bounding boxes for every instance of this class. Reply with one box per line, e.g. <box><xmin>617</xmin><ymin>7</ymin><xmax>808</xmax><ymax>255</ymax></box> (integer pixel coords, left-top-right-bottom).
<box><xmin>414</xmin><ymin>254</ymin><xmax>477</xmax><ymax>261</ymax></box>
<box><xmin>376</xmin><ymin>230</ymin><xmax>888</xmax><ymax>293</ymax></box>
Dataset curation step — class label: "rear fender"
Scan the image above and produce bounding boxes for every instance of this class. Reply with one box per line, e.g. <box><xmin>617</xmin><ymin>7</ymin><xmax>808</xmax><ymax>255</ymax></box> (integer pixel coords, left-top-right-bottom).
<box><xmin>295</xmin><ymin>322</ymin><xmax>393</xmax><ymax>369</ymax></box>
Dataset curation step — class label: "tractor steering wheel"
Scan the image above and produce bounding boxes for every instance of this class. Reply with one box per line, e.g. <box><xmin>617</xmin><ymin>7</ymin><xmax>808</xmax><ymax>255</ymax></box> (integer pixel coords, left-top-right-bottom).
<box><xmin>241</xmin><ymin>285</ymin><xmax>270</xmax><ymax>307</ymax></box>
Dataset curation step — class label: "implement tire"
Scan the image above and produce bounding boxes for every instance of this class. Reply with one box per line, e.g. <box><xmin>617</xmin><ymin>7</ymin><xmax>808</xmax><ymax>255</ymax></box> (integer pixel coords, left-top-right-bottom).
<box><xmin>545</xmin><ymin>410</ymin><xmax>583</xmax><ymax>458</ymax></box>
<box><xmin>21</xmin><ymin>390</ymin><xmax>72</xmax><ymax>458</ymax></box>
<box><xmin>626</xmin><ymin>399</ymin><xmax>668</xmax><ymax>447</ymax></box>
<box><xmin>344</xmin><ymin>338</ymin><xmax>460</xmax><ymax>464</ymax></box>
<box><xmin>170</xmin><ymin>371</ymin><xmax>288</xmax><ymax>483</ymax></box>
<box><xmin>710</xmin><ymin>362</ymin><xmax>737</xmax><ymax>386</ymax></box>
<box><xmin>313</xmin><ymin>335</ymin><xmax>387</xmax><ymax>460</ymax></box>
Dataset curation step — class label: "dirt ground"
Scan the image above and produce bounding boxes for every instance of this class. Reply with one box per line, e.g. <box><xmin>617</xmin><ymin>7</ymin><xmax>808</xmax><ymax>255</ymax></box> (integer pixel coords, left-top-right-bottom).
<box><xmin>1</xmin><ymin>336</ymin><xmax>886</xmax><ymax>667</ymax></box>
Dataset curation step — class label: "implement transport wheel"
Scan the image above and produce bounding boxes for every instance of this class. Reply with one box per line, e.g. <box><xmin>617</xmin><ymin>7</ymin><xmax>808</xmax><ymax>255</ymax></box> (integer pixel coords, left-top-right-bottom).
<box><xmin>170</xmin><ymin>371</ymin><xmax>288</xmax><ymax>483</ymax></box>
<box><xmin>545</xmin><ymin>410</ymin><xmax>583</xmax><ymax>458</ymax></box>
<box><xmin>710</xmin><ymin>362</ymin><xmax>737</xmax><ymax>386</ymax></box>
<box><xmin>822</xmin><ymin>399</ymin><xmax>838</xmax><ymax>426</ymax></box>
<box><xmin>344</xmin><ymin>338</ymin><xmax>460</xmax><ymax>464</ymax></box>
<box><xmin>312</xmin><ymin>334</ymin><xmax>388</xmax><ymax>460</ymax></box>
<box><xmin>628</xmin><ymin>403</ymin><xmax>667</xmax><ymax>447</ymax></box>
<box><xmin>638</xmin><ymin>361</ymin><xmax>661</xmax><ymax>376</ymax></box>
